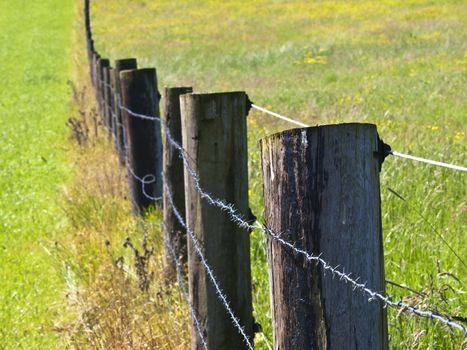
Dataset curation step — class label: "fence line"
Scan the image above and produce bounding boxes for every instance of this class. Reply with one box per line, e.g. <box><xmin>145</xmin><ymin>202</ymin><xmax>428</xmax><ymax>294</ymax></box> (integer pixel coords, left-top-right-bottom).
<box><xmin>102</xmin><ymin>77</ymin><xmax>467</xmax><ymax>335</ymax></box>
<box><xmin>84</xmin><ymin>2</ymin><xmax>467</xmax><ymax>347</ymax></box>
<box><xmin>96</xmin><ymin>78</ymin><xmax>253</xmax><ymax>346</ymax></box>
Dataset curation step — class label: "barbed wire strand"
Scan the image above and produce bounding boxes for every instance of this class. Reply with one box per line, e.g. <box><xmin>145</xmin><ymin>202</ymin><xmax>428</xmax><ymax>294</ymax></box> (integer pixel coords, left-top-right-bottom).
<box><xmin>100</xmin><ymin>85</ymin><xmax>162</xmax><ymax>201</ymax></box>
<box><xmin>163</xmin><ymin>228</ymin><xmax>208</xmax><ymax>350</ymax></box>
<box><xmin>162</xmin><ymin>174</ymin><xmax>255</xmax><ymax>349</ymax></box>
<box><xmin>97</xmin><ymin>88</ymin><xmax>254</xmax><ymax>347</ymax></box>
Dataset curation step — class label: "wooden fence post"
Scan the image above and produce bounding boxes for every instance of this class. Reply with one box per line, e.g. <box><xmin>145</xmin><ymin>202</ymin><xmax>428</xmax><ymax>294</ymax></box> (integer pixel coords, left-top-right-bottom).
<box><xmin>180</xmin><ymin>92</ymin><xmax>253</xmax><ymax>349</ymax></box>
<box><xmin>91</xmin><ymin>52</ymin><xmax>99</xmax><ymax>88</ymax></box>
<box><xmin>96</xmin><ymin>58</ymin><xmax>109</xmax><ymax>122</ymax></box>
<box><xmin>260</xmin><ymin>123</ymin><xmax>388</xmax><ymax>350</ymax></box>
<box><xmin>113</xmin><ymin>58</ymin><xmax>138</xmax><ymax>164</ymax></box>
<box><xmin>109</xmin><ymin>67</ymin><xmax>118</xmax><ymax>144</ymax></box>
<box><xmin>162</xmin><ymin>86</ymin><xmax>193</xmax><ymax>277</ymax></box>
<box><xmin>120</xmin><ymin>68</ymin><xmax>162</xmax><ymax>213</ymax></box>
<box><xmin>103</xmin><ymin>66</ymin><xmax>112</xmax><ymax>132</ymax></box>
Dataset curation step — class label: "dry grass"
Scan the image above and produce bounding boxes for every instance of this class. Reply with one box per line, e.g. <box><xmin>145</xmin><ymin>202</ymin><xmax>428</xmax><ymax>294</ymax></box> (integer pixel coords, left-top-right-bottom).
<box><xmin>56</xmin><ymin>3</ymin><xmax>191</xmax><ymax>348</ymax></box>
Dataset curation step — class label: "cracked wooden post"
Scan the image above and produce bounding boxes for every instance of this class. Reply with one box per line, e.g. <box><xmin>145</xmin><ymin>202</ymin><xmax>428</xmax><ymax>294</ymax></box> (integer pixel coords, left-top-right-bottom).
<box><xmin>120</xmin><ymin>68</ymin><xmax>162</xmax><ymax>213</ymax></box>
<box><xmin>162</xmin><ymin>87</ymin><xmax>192</xmax><ymax>279</ymax></box>
<box><xmin>180</xmin><ymin>92</ymin><xmax>254</xmax><ymax>350</ymax></box>
<box><xmin>113</xmin><ymin>58</ymin><xmax>137</xmax><ymax>165</ymax></box>
<box><xmin>260</xmin><ymin>123</ymin><xmax>388</xmax><ymax>350</ymax></box>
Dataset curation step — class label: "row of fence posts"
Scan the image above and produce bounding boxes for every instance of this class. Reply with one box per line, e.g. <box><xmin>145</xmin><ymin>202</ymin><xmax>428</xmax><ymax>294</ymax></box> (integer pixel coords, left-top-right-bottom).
<box><xmin>84</xmin><ymin>1</ymin><xmax>388</xmax><ymax>348</ymax></box>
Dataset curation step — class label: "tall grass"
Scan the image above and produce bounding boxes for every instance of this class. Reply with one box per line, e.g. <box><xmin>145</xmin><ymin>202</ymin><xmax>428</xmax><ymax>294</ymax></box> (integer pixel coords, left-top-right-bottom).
<box><xmin>85</xmin><ymin>1</ymin><xmax>466</xmax><ymax>348</ymax></box>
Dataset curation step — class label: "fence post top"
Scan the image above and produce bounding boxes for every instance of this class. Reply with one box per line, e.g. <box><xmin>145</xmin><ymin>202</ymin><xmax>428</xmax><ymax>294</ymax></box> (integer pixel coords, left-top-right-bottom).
<box><xmin>260</xmin><ymin>122</ymin><xmax>378</xmax><ymax>142</ymax></box>
<box><xmin>119</xmin><ymin>67</ymin><xmax>157</xmax><ymax>78</ymax></box>
<box><xmin>114</xmin><ymin>58</ymin><xmax>138</xmax><ymax>71</ymax></box>
<box><xmin>97</xmin><ymin>58</ymin><xmax>110</xmax><ymax>67</ymax></box>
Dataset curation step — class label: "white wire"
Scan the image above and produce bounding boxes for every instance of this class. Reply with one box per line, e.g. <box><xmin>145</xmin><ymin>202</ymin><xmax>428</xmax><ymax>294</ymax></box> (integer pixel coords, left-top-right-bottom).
<box><xmin>251</xmin><ymin>102</ymin><xmax>466</xmax><ymax>173</ymax></box>
<box><xmin>390</xmin><ymin>151</ymin><xmax>467</xmax><ymax>172</ymax></box>
<box><xmin>251</xmin><ymin>103</ymin><xmax>309</xmax><ymax>128</ymax></box>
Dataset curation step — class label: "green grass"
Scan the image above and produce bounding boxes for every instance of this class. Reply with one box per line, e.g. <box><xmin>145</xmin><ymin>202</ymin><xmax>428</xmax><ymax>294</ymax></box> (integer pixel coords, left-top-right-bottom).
<box><xmin>0</xmin><ymin>1</ymin><xmax>74</xmax><ymax>348</ymax></box>
<box><xmin>89</xmin><ymin>1</ymin><xmax>466</xmax><ymax>348</ymax></box>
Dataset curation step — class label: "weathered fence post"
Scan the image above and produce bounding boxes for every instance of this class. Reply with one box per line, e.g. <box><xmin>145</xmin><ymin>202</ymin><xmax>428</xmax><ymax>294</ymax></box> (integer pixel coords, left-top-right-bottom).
<box><xmin>91</xmin><ymin>52</ymin><xmax>100</xmax><ymax>88</ymax></box>
<box><xmin>96</xmin><ymin>58</ymin><xmax>109</xmax><ymax>121</ymax></box>
<box><xmin>260</xmin><ymin>123</ymin><xmax>388</xmax><ymax>350</ymax></box>
<box><xmin>103</xmin><ymin>66</ymin><xmax>113</xmax><ymax>132</ymax></box>
<box><xmin>162</xmin><ymin>86</ymin><xmax>193</xmax><ymax>278</ymax></box>
<box><xmin>113</xmin><ymin>58</ymin><xmax>138</xmax><ymax>164</ymax></box>
<box><xmin>109</xmin><ymin>67</ymin><xmax>118</xmax><ymax>144</ymax></box>
<box><xmin>120</xmin><ymin>68</ymin><xmax>162</xmax><ymax>213</ymax></box>
<box><xmin>180</xmin><ymin>92</ymin><xmax>253</xmax><ymax>349</ymax></box>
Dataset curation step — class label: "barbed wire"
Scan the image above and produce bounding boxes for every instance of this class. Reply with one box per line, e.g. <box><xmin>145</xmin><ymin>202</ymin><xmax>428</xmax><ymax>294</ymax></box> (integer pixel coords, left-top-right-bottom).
<box><xmin>162</xmin><ymin>173</ymin><xmax>255</xmax><ymax>350</ymax></box>
<box><xmin>95</xmin><ymin>85</ymin><xmax>256</xmax><ymax>347</ymax></box>
<box><xmin>101</xmin><ymin>91</ymin><xmax>467</xmax><ymax>334</ymax></box>
<box><xmin>163</xmin><ymin>227</ymin><xmax>208</xmax><ymax>350</ymax></box>
<box><xmin>98</xmin><ymin>82</ymin><xmax>467</xmax><ymax>336</ymax></box>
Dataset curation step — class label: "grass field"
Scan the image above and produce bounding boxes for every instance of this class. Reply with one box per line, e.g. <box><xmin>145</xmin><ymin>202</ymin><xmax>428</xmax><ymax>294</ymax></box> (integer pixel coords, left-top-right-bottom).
<box><xmin>0</xmin><ymin>0</ymin><xmax>74</xmax><ymax>348</ymax></box>
<box><xmin>2</xmin><ymin>0</ymin><xmax>464</xmax><ymax>349</ymax></box>
<box><xmin>89</xmin><ymin>1</ymin><xmax>466</xmax><ymax>348</ymax></box>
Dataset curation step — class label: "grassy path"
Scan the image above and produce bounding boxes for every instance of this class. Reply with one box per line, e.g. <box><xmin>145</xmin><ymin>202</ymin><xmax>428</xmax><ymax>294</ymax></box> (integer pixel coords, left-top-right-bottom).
<box><xmin>0</xmin><ymin>1</ymin><xmax>74</xmax><ymax>348</ymax></box>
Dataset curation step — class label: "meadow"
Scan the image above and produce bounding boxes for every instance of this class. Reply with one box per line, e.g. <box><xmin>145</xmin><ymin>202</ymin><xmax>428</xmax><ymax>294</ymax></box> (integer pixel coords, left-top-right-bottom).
<box><xmin>88</xmin><ymin>1</ymin><xmax>466</xmax><ymax>348</ymax></box>
<box><xmin>0</xmin><ymin>0</ymin><xmax>74</xmax><ymax>348</ymax></box>
<box><xmin>1</xmin><ymin>0</ymin><xmax>464</xmax><ymax>349</ymax></box>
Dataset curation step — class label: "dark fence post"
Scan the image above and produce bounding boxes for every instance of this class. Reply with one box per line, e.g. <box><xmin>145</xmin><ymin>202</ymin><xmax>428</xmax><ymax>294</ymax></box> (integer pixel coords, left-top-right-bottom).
<box><xmin>162</xmin><ymin>87</ymin><xmax>193</xmax><ymax>278</ymax></box>
<box><xmin>180</xmin><ymin>92</ymin><xmax>254</xmax><ymax>349</ymax></box>
<box><xmin>113</xmin><ymin>58</ymin><xmax>138</xmax><ymax>164</ymax></box>
<box><xmin>103</xmin><ymin>66</ymin><xmax>112</xmax><ymax>132</ymax></box>
<box><xmin>120</xmin><ymin>68</ymin><xmax>162</xmax><ymax>213</ymax></box>
<box><xmin>109</xmin><ymin>67</ymin><xmax>118</xmax><ymax>145</ymax></box>
<box><xmin>260</xmin><ymin>123</ymin><xmax>388</xmax><ymax>349</ymax></box>
<box><xmin>96</xmin><ymin>58</ymin><xmax>109</xmax><ymax>122</ymax></box>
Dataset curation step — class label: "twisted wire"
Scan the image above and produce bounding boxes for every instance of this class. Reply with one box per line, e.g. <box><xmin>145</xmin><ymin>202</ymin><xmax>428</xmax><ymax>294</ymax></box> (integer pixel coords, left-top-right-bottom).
<box><xmin>163</xmin><ymin>228</ymin><xmax>208</xmax><ymax>350</ymax></box>
<box><xmin>162</xmin><ymin>174</ymin><xmax>255</xmax><ymax>350</ymax></box>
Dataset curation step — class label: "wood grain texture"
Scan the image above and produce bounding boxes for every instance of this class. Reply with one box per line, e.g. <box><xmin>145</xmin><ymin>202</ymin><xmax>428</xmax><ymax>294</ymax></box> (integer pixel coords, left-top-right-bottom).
<box><xmin>96</xmin><ymin>57</ymin><xmax>109</xmax><ymax>123</ymax></box>
<box><xmin>120</xmin><ymin>68</ymin><xmax>162</xmax><ymax>213</ymax></box>
<box><xmin>180</xmin><ymin>92</ymin><xmax>253</xmax><ymax>350</ymax></box>
<box><xmin>113</xmin><ymin>58</ymin><xmax>137</xmax><ymax>164</ymax></box>
<box><xmin>162</xmin><ymin>87</ymin><xmax>193</xmax><ymax>277</ymax></box>
<box><xmin>103</xmin><ymin>66</ymin><xmax>112</xmax><ymax>132</ymax></box>
<box><xmin>260</xmin><ymin>123</ymin><xmax>388</xmax><ymax>350</ymax></box>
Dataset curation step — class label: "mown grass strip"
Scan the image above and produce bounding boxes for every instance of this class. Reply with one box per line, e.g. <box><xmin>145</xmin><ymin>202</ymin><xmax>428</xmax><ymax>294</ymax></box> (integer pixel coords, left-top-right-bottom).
<box><xmin>0</xmin><ymin>1</ymin><xmax>74</xmax><ymax>348</ymax></box>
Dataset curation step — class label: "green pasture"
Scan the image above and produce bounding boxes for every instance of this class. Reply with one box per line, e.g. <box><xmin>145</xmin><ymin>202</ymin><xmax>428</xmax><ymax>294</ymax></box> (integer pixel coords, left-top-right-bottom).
<box><xmin>91</xmin><ymin>1</ymin><xmax>466</xmax><ymax>348</ymax></box>
<box><xmin>0</xmin><ymin>0</ymin><xmax>74</xmax><ymax>348</ymax></box>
